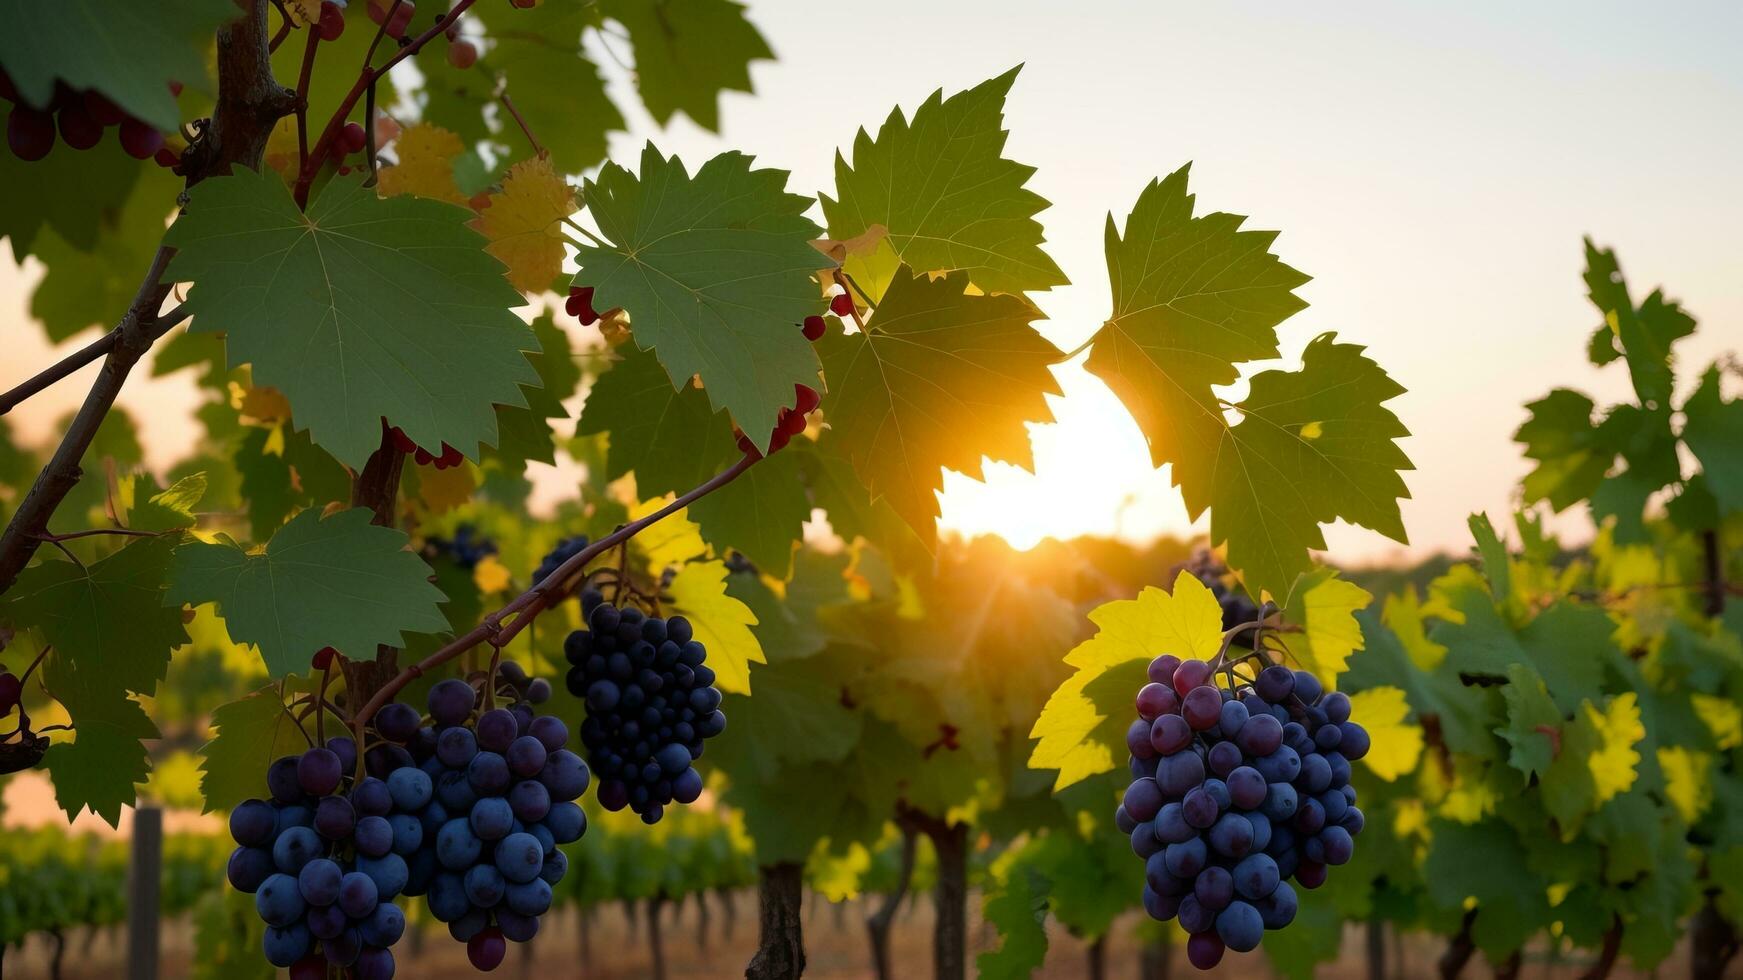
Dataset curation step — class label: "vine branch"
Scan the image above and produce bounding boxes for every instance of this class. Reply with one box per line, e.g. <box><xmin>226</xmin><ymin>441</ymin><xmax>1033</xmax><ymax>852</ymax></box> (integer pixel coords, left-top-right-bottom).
<box><xmin>0</xmin><ymin>305</ymin><xmax>188</xmax><ymax>417</ymax></box>
<box><xmin>348</xmin><ymin>451</ymin><xmax>759</xmax><ymax>730</ymax></box>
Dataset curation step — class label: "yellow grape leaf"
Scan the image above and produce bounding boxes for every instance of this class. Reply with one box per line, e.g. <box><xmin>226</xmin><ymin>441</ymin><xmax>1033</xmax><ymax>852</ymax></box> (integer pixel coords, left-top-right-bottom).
<box><xmin>376</xmin><ymin>123</ymin><xmax>466</xmax><ymax>203</ymax></box>
<box><xmin>1425</xmin><ymin>563</ymin><xmax>1486</xmax><ymax>625</ymax></box>
<box><xmin>666</xmin><ymin>559</ymin><xmax>763</xmax><ymax>694</ymax></box>
<box><xmin>473</xmin><ymin>555</ymin><xmax>511</xmax><ymax>595</ymax></box>
<box><xmin>283</xmin><ymin>0</ymin><xmax>320</xmax><ymax>25</ymax></box>
<box><xmin>1288</xmin><ymin>575</ymin><xmax>1372</xmax><ymax>689</ymax></box>
<box><xmin>806</xmin><ymin>840</ymin><xmax>873</xmax><ymax>902</ymax></box>
<box><xmin>239</xmin><ymin>385</ymin><xmax>291</xmax><ymax>424</ymax></box>
<box><xmin>418</xmin><ymin>462</ymin><xmax>476</xmax><ymax>515</ymax></box>
<box><xmin>474</xmin><ymin>157</ymin><xmax>577</xmax><ymax>293</ymax></box>
<box><xmin>138</xmin><ymin>749</ymin><xmax>205</xmax><ymax>809</ymax></box>
<box><xmin>1586</xmin><ymin>692</ymin><xmax>1643</xmax><ymax>805</ymax></box>
<box><xmin>629</xmin><ymin>494</ymin><xmax>709</xmax><ymax>574</ymax></box>
<box><xmin>1438</xmin><ymin>756</ymin><xmax>1500</xmax><ymax>824</ymax></box>
<box><xmin>1028</xmin><ymin>571</ymin><xmax>1223</xmax><ymax>790</ymax></box>
<box><xmin>1693</xmin><ymin>693</ymin><xmax>1743</xmax><ymax>750</ymax></box>
<box><xmin>1657</xmin><ymin>746</ymin><xmax>1712</xmax><ymax>823</ymax></box>
<box><xmin>811</xmin><ymin>223</ymin><xmax>889</xmax><ymax>297</ymax></box>
<box><xmin>1382</xmin><ymin>588</ymin><xmax>1447</xmax><ymax>671</ymax></box>
<box><xmin>1347</xmin><ymin>686</ymin><xmax>1422</xmax><ymax>781</ymax></box>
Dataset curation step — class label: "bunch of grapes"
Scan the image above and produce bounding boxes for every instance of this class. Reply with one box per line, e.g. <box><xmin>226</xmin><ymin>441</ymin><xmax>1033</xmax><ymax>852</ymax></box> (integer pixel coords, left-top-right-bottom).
<box><xmin>400</xmin><ymin>675</ymin><xmax>589</xmax><ymax>970</ymax></box>
<box><xmin>225</xmin><ymin>738</ymin><xmax>409</xmax><ymax>977</ymax></box>
<box><xmin>564</xmin><ymin>592</ymin><xmax>725</xmax><ymax>824</ymax></box>
<box><xmin>532</xmin><ymin>535</ymin><xmax>591</xmax><ymax>590</ymax></box>
<box><xmin>424</xmin><ymin>523</ymin><xmax>497</xmax><ymax>569</ymax></box>
<box><xmin>1122</xmin><ymin>656</ymin><xmax>1368</xmax><ymax>969</ymax></box>
<box><xmin>3</xmin><ymin>72</ymin><xmax>171</xmax><ymax>163</ymax></box>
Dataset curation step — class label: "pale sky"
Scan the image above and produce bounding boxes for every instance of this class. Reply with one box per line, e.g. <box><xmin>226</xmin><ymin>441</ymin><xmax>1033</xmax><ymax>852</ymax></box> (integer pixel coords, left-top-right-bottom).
<box><xmin>5</xmin><ymin>0</ymin><xmax>1740</xmax><ymax>564</ymax></box>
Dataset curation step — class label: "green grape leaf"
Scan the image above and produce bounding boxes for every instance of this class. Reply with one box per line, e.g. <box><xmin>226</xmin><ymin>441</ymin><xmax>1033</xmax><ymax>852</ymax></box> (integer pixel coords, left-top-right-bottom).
<box><xmin>0</xmin><ymin>137</ymin><xmax>146</xmax><ymax>261</ymax></box>
<box><xmin>1581</xmin><ymin>240</ymin><xmax>1695</xmax><ymax>410</ymax></box>
<box><xmin>576</xmin><ymin>145</ymin><xmax>825</xmax><ymax>451</ymax></box>
<box><xmin>165</xmin><ymin>507</ymin><xmax>448</xmax><ymax>678</ymax></box>
<box><xmin>715</xmin><ymin>654</ymin><xmax>862</xmax><ymax>782</ymax></box>
<box><xmin>1467</xmin><ymin>513</ymin><xmax>1511</xmax><ymax>600</ymax></box>
<box><xmin>1262</xmin><ymin>886</ymin><xmax>1347</xmax><ymax>979</ymax></box>
<box><xmin>1683</xmin><ymin>365</ymin><xmax>1743</xmax><ymax>513</ymax></box>
<box><xmin>1436</xmin><ymin>591</ymin><xmax>1615</xmax><ymax>716</ymax></box>
<box><xmin>793</xmin><ymin>440</ymin><xmax>933</xmax><ymax>572</ymax></box>
<box><xmin>1085</xmin><ymin>163</ymin><xmax>1308</xmax><ymax>497</ymax></box>
<box><xmin>598</xmin><ymin>0</ymin><xmax>771</xmax><ymax>132</ymax></box>
<box><xmin>30</xmin><ymin>165</ymin><xmax>179</xmax><ymax>342</ymax></box>
<box><xmin>1211</xmin><ymin>334</ymin><xmax>1411</xmax><ymax>598</ymax></box>
<box><xmin>0</xmin><ymin>535</ymin><xmax>188</xmax><ymax>704</ymax></box>
<box><xmin>1496</xmin><ymin>663</ymin><xmax>1561</xmax><ymax>780</ymax></box>
<box><xmin>41</xmin><ymin>691</ymin><xmax>156</xmax><ymax>826</ymax></box>
<box><xmin>1423</xmin><ymin>819</ymin><xmax>1553</xmax><ymax>954</ymax></box>
<box><xmin>199</xmin><ymin>682</ymin><xmax>313</xmax><ymax>812</ymax></box>
<box><xmin>492</xmin><ymin>316</ymin><xmax>580</xmax><ymax>471</ymax></box>
<box><xmin>977</xmin><ymin>865</ymin><xmax>1051</xmax><ymax>980</ymax></box>
<box><xmin>1516</xmin><ymin>389</ymin><xmax>1611</xmax><ymax>510</ymax></box>
<box><xmin>577</xmin><ymin>343</ymin><xmax>734</xmax><ymax>495</ymax></box>
<box><xmin>235</xmin><ymin>426</ymin><xmax>349</xmax><ymax>541</ymax></box>
<box><xmin>422</xmin><ymin>1</ymin><xmax>621</xmax><ymax>170</ymax></box>
<box><xmin>0</xmin><ymin>0</ymin><xmax>231</xmax><ymax>130</ymax></box>
<box><xmin>687</xmin><ymin>448</ymin><xmax>808</xmax><ymax>580</ymax></box>
<box><xmin>191</xmin><ymin>890</ymin><xmax>274</xmax><ymax>980</ymax></box>
<box><xmin>816</xmin><ymin>266</ymin><xmax>1062</xmax><ymax>539</ymax></box>
<box><xmin>822</xmin><ymin>67</ymin><xmax>1065</xmax><ymax>300</ymax></box>
<box><xmin>162</xmin><ymin>168</ymin><xmax>538</xmax><ymax>469</ymax></box>
<box><xmin>122</xmin><ymin>472</ymin><xmax>206</xmax><ymax>532</ymax></box>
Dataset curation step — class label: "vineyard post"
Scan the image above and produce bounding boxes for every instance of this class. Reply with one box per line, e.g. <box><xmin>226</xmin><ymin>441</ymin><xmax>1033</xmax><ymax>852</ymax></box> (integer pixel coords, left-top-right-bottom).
<box><xmin>124</xmin><ymin>806</ymin><xmax>163</xmax><ymax>980</ymax></box>
<box><xmin>1086</xmin><ymin>934</ymin><xmax>1107</xmax><ymax>980</ymax></box>
<box><xmin>1691</xmin><ymin>528</ymin><xmax>1740</xmax><ymax>980</ymax></box>
<box><xmin>924</xmin><ymin>819</ymin><xmax>969</xmax><ymax>980</ymax></box>
<box><xmin>746</xmin><ymin>862</ymin><xmax>805</xmax><ymax>980</ymax></box>
<box><xmin>1366</xmin><ymin>918</ymin><xmax>1385</xmax><ymax>980</ymax></box>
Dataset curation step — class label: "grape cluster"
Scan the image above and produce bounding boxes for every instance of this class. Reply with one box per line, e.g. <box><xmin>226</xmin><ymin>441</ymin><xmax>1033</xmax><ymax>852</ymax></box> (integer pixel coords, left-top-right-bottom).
<box><xmin>564</xmin><ymin>593</ymin><xmax>724</xmax><ymax>824</ymax></box>
<box><xmin>402</xmin><ymin>677</ymin><xmax>589</xmax><ymax>971</ymax></box>
<box><xmin>3</xmin><ymin>71</ymin><xmax>171</xmax><ymax>164</ymax></box>
<box><xmin>425</xmin><ymin>523</ymin><xmax>497</xmax><ymax>569</ymax></box>
<box><xmin>226</xmin><ymin>739</ymin><xmax>409</xmax><ymax>977</ymax></box>
<box><xmin>532</xmin><ymin>535</ymin><xmax>591</xmax><ymax>590</ymax></box>
<box><xmin>1122</xmin><ymin>657</ymin><xmax>1368</xmax><ymax>970</ymax></box>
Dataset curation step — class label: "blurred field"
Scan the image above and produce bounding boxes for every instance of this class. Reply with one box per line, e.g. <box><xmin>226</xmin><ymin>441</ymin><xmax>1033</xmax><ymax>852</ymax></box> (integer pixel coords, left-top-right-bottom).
<box><xmin>4</xmin><ymin>889</ymin><xmax>1702</xmax><ymax>979</ymax></box>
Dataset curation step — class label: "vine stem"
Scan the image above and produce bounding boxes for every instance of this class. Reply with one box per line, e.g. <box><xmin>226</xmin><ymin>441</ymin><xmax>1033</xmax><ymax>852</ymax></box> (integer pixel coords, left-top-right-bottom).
<box><xmin>0</xmin><ymin>305</ymin><xmax>188</xmax><ymax>417</ymax></box>
<box><xmin>294</xmin><ymin>0</ymin><xmax>480</xmax><ymax>206</ymax></box>
<box><xmin>294</xmin><ymin>27</ymin><xmax>322</xmax><ymax>172</ymax></box>
<box><xmin>498</xmin><ymin>91</ymin><xmax>544</xmax><ymax>156</ymax></box>
<box><xmin>348</xmin><ymin>451</ymin><xmax>759</xmax><ymax>730</ymax></box>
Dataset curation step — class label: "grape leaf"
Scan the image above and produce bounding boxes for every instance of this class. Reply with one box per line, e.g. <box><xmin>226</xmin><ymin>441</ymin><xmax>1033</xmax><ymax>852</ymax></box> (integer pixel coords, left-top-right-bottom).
<box><xmin>1683</xmin><ymin>366</ymin><xmax>1743</xmax><ymax>513</ymax></box>
<box><xmin>42</xmin><ymin>692</ymin><xmax>157</xmax><ymax>826</ymax></box>
<box><xmin>1515</xmin><ymin>389</ymin><xmax>1612</xmax><ymax>510</ymax></box>
<box><xmin>1028</xmin><ymin>572</ymin><xmax>1223</xmax><ymax>790</ymax></box>
<box><xmin>0</xmin><ymin>137</ymin><xmax>146</xmax><ymax>260</ymax></box>
<box><xmin>165</xmin><ymin>507</ymin><xmax>449</xmax><ymax>678</ymax></box>
<box><xmin>1581</xmin><ymin>240</ymin><xmax>1695</xmax><ymax>410</ymax></box>
<box><xmin>1345</xmin><ymin>686</ymin><xmax>1422</xmax><ymax>780</ymax></box>
<box><xmin>121</xmin><ymin>472</ymin><xmax>206</xmax><ymax>532</ymax></box>
<box><xmin>821</xmin><ymin>67</ymin><xmax>1065</xmax><ymax>301</ymax></box>
<box><xmin>665</xmin><ymin>559</ymin><xmax>763</xmax><ymax>695</ymax></box>
<box><xmin>978</xmin><ymin>865</ymin><xmax>1051</xmax><ymax>980</ymax></box>
<box><xmin>376</xmin><ymin>123</ymin><xmax>467</xmax><ymax>203</ymax></box>
<box><xmin>0</xmin><ymin>534</ymin><xmax>188</xmax><ymax>704</ymax></box>
<box><xmin>1496</xmin><ymin>663</ymin><xmax>1561</xmax><ymax>780</ymax></box>
<box><xmin>1210</xmin><ymin>335</ymin><xmax>1412</xmax><ymax>598</ymax></box>
<box><xmin>490</xmin><ymin>316</ymin><xmax>579</xmax><ymax>472</ymax></box>
<box><xmin>162</xmin><ymin>168</ymin><xmax>538</xmax><ymax>469</ymax></box>
<box><xmin>715</xmin><ymin>655</ymin><xmax>862</xmax><ymax>782</ymax></box>
<box><xmin>577</xmin><ymin>343</ymin><xmax>734</xmax><ymax>495</ymax></box>
<box><xmin>0</xmin><ymin>0</ymin><xmax>231</xmax><ymax>130</ymax></box>
<box><xmin>1467</xmin><ymin>512</ymin><xmax>1512</xmax><ymax>600</ymax></box>
<box><xmin>816</xmin><ymin>266</ymin><xmax>1062</xmax><ymax>539</ymax></box>
<box><xmin>199</xmin><ymin>682</ymin><xmax>314</xmax><ymax>813</ymax></box>
<box><xmin>1281</xmin><ymin>573</ymin><xmax>1372</xmax><ymax>687</ymax></box>
<box><xmin>1542</xmin><ymin>694</ymin><xmax>1645</xmax><ymax>835</ymax></box>
<box><xmin>475</xmin><ymin>157</ymin><xmax>576</xmax><ymax>292</ymax></box>
<box><xmin>421</xmin><ymin>0</ymin><xmax>622</xmax><ymax>171</ymax></box>
<box><xmin>1436</xmin><ymin>592</ymin><xmax>1615</xmax><ymax>716</ymax></box>
<box><xmin>686</xmin><ymin>448</ymin><xmax>809</xmax><ymax>580</ymax></box>
<box><xmin>575</xmin><ymin>145</ymin><xmax>825</xmax><ymax>452</ymax></box>
<box><xmin>29</xmin><ymin>165</ymin><xmax>180</xmax><ymax>342</ymax></box>
<box><xmin>598</xmin><ymin>0</ymin><xmax>771</xmax><ymax>132</ymax></box>
<box><xmin>793</xmin><ymin>440</ymin><xmax>933</xmax><ymax>573</ymax></box>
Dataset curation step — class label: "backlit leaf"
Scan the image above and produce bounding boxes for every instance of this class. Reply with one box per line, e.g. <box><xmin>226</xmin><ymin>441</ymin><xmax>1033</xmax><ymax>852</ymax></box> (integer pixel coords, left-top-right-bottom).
<box><xmin>475</xmin><ymin>156</ymin><xmax>576</xmax><ymax>292</ymax></box>
<box><xmin>376</xmin><ymin>123</ymin><xmax>467</xmax><ymax>203</ymax></box>
<box><xmin>666</xmin><ymin>559</ymin><xmax>763</xmax><ymax>694</ymax></box>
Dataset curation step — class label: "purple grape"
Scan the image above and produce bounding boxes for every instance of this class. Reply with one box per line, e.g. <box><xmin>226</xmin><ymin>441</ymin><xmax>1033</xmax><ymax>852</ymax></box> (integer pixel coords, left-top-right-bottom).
<box><xmin>1207</xmin><ymin>740</ymin><xmax>1242</xmax><ymax>777</ymax></box>
<box><xmin>1255</xmin><ymin>665</ymin><xmax>1294</xmax><ymax>703</ymax></box>
<box><xmin>351</xmin><ymin>777</ymin><xmax>391</xmax><ymax>816</ymax></box>
<box><xmin>325</xmin><ymin>736</ymin><xmax>358</xmax><ymax>774</ymax></box>
<box><xmin>437</xmin><ymin>726</ymin><xmax>478</xmax><ymax>768</ymax></box>
<box><xmin>1128</xmin><ymin>718</ymin><xmax>1159</xmax><ymax>760</ymax></box>
<box><xmin>1163</xmin><ymin>837</ymin><xmax>1207</xmax><ymax>878</ymax></box>
<box><xmin>498</xmin><ymin>909</ymin><xmax>541</xmax><ymax>942</ymax></box>
<box><xmin>1148</xmin><ymin>654</ymin><xmax>1182</xmax><ymax>686</ymax></box>
<box><xmin>375</xmin><ymin>702</ymin><xmax>421</xmax><ymax>743</ymax></box>
<box><xmin>1218</xmin><ymin>698</ymin><xmax>1249</xmax><ymax>738</ymax></box>
<box><xmin>297</xmin><ymin>858</ymin><xmax>343</xmax><ymax>906</ymax></box>
<box><xmin>1124</xmin><ymin>777</ymin><xmax>1164</xmax><ymax>822</ymax></box>
<box><xmin>672</xmin><ymin>767</ymin><xmax>703</xmax><ymax>805</ymax></box>
<box><xmin>1233</xmin><ymin>852</ymin><xmax>1280</xmax><ymax>900</ymax></box>
<box><xmin>528</xmin><ymin>715</ymin><xmax>567</xmax><ymax>752</ymax></box>
<box><xmin>1157</xmin><ymin>749</ymin><xmax>1206</xmax><ymax>796</ymax></box>
<box><xmin>1255</xmin><ymin>880</ymin><xmax>1297</xmax><ymax>928</ymax></box>
<box><xmin>428</xmin><ymin>679</ymin><xmax>476</xmax><ymax>726</ymax></box>
<box><xmin>495</xmin><ymin>832</ymin><xmax>545</xmax><ymax>884</ymax></box>
<box><xmin>228</xmin><ymin>846</ymin><xmax>274</xmax><ymax>892</ymax></box>
<box><xmin>1236</xmin><ymin>713</ymin><xmax>1283</xmax><ymax>756</ymax></box>
<box><xmin>1297</xmin><ymin>752</ymin><xmax>1333</xmax><ymax>793</ymax></box>
<box><xmin>1227</xmin><ymin>766</ymin><xmax>1267</xmax><ymax>810</ymax></box>
<box><xmin>1172</xmin><ymin>659</ymin><xmax>1212</xmax><ymax>698</ymax></box>
<box><xmin>267</xmin><ymin>756</ymin><xmax>303</xmax><ymax>804</ymax></box>
<box><xmin>509</xmin><ymin>779</ymin><xmax>552</xmax><ymax>823</ymax></box>
<box><xmin>1149</xmin><ymin>715</ymin><xmax>1193</xmax><ymax>756</ymax></box>
<box><xmin>1131</xmin><ymin>823</ymin><xmax>1162</xmax><ymax>859</ymax></box>
<box><xmin>1342</xmin><ymin>806</ymin><xmax>1365</xmax><ymax>835</ymax></box>
<box><xmin>1143</xmin><ymin>883</ymin><xmax>1181</xmax><ymax>922</ymax></box>
<box><xmin>1154</xmin><ymin>802</ymin><xmax>1195</xmax><ymax>844</ymax></box>
<box><xmin>353</xmin><ymin>947</ymin><xmax>396</xmax><ymax>980</ymax></box>
<box><xmin>1339</xmin><ymin>722</ymin><xmax>1370</xmax><ymax>760</ymax></box>
<box><xmin>230</xmin><ymin>799</ymin><xmax>276</xmax><ymax>847</ymax></box>
<box><xmin>1177</xmin><ymin>892</ymin><xmax>1214</xmax><ymax>934</ymax></box>
<box><xmin>1194</xmin><ymin>866</ymin><xmax>1234</xmax><ymax>911</ymax></box>
<box><xmin>1182</xmin><ymin>686</ymin><xmax>1223</xmax><ymax>731</ymax></box>
<box><xmin>1115</xmin><ymin>804</ymin><xmax>1137</xmax><ymax>835</ymax></box>
<box><xmin>1322</xmin><ymin>691</ymin><xmax>1352</xmax><ymax>724</ymax></box>
<box><xmin>1181</xmin><ymin>787</ymin><xmax>1219</xmax><ymax>829</ymax></box>
<box><xmin>506</xmin><ymin>735</ymin><xmax>548</xmax><ymax>778</ymax></box>
<box><xmin>1318</xmin><ymin>825</ymin><xmax>1354</xmax><ymax>864</ymax></box>
<box><xmin>1292</xmin><ymin>670</ymin><xmax>1323</xmax><ymax>705</ymax></box>
<box><xmin>1136</xmin><ymin>682</ymin><xmax>1177</xmax><ymax>720</ymax></box>
<box><xmin>1208</xmin><ymin>812</ymin><xmax>1255</xmax><ymax>858</ymax></box>
<box><xmin>1216</xmin><ymin>900</ymin><xmax>1264</xmax><ymax>952</ymax></box>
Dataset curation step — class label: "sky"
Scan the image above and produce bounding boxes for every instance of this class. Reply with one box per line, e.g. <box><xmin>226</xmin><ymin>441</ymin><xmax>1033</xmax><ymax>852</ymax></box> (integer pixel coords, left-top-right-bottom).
<box><xmin>4</xmin><ymin>0</ymin><xmax>1741</xmax><ymax>565</ymax></box>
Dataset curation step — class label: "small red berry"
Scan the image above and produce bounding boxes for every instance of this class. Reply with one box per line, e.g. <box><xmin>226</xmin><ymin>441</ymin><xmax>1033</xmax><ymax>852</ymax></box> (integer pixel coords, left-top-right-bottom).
<box><xmin>735</xmin><ymin>432</ymin><xmax>763</xmax><ymax>459</ymax></box>
<box><xmin>153</xmin><ymin>145</ymin><xmax>180</xmax><ymax>169</ymax></box>
<box><xmin>56</xmin><ymin>103</ymin><xmax>102</xmax><ymax>150</ymax></box>
<box><xmin>311</xmin><ymin>647</ymin><xmax>339</xmax><ymax>670</ymax></box>
<box><xmin>438</xmin><ymin>444</ymin><xmax>463</xmax><ymax>469</ymax></box>
<box><xmin>830</xmin><ymin>292</ymin><xmax>854</xmax><ymax>317</ymax></box>
<box><xmin>388</xmin><ymin>425</ymin><xmax>418</xmax><ymax>454</ymax></box>
<box><xmin>386</xmin><ymin>1</ymin><xmax>415</xmax><ymax>37</ymax></box>
<box><xmin>448</xmin><ymin>38</ymin><xmax>478</xmax><ymax>69</ymax></box>
<box><xmin>119</xmin><ymin>118</ymin><xmax>163</xmax><ymax>160</ymax></box>
<box><xmin>340</xmin><ymin>121</ymin><xmax>368</xmax><ymax>154</ymax></box>
<box><xmin>317</xmin><ymin>1</ymin><xmax>346</xmax><ymax>41</ymax></box>
<box><xmin>566</xmin><ymin>285</ymin><xmax>599</xmax><ymax>325</ymax></box>
<box><xmin>801</xmin><ymin>315</ymin><xmax>826</xmax><ymax>341</ymax></box>
<box><xmin>793</xmin><ymin>384</ymin><xmax>820</xmax><ymax>415</ymax></box>
<box><xmin>168</xmin><ymin>80</ymin><xmax>184</xmax><ymax>98</ymax></box>
<box><xmin>778</xmin><ymin>409</ymin><xmax>806</xmax><ymax>437</ymax></box>
<box><xmin>7</xmin><ymin>107</ymin><xmax>54</xmax><ymax>161</ymax></box>
<box><xmin>415</xmin><ymin>447</ymin><xmax>434</xmax><ymax>466</ymax></box>
<box><xmin>767</xmin><ymin>428</ymin><xmax>791</xmax><ymax>453</ymax></box>
<box><xmin>367</xmin><ymin>0</ymin><xmax>389</xmax><ymax>23</ymax></box>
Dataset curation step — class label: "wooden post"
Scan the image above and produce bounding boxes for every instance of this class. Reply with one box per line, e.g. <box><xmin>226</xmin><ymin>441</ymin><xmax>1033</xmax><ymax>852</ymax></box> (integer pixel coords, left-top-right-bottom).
<box><xmin>126</xmin><ymin>806</ymin><xmax>162</xmax><ymax>980</ymax></box>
